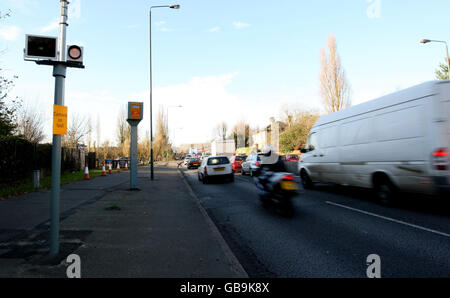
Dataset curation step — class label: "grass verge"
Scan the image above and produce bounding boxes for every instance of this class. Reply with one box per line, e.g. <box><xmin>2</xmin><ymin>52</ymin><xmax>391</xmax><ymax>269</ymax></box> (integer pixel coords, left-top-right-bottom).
<box><xmin>0</xmin><ymin>169</ymin><xmax>118</xmax><ymax>200</ymax></box>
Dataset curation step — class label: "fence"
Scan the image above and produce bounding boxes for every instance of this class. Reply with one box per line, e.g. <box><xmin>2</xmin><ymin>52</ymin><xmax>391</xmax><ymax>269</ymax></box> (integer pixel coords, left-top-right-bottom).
<box><xmin>0</xmin><ymin>136</ymin><xmax>86</xmax><ymax>184</ymax></box>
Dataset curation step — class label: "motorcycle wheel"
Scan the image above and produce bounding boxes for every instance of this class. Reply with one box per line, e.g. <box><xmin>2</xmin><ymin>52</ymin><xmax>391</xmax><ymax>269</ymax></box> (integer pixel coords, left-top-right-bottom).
<box><xmin>273</xmin><ymin>190</ymin><xmax>295</xmax><ymax>218</ymax></box>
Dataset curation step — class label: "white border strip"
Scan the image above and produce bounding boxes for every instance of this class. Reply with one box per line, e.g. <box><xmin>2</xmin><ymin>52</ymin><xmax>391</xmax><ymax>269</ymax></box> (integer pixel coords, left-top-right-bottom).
<box><xmin>326</xmin><ymin>201</ymin><xmax>450</xmax><ymax>238</ymax></box>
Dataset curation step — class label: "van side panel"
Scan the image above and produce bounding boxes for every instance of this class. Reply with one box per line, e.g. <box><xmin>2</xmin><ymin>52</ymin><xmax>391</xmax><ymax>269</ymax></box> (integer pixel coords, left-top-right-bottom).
<box><xmin>299</xmin><ymin>81</ymin><xmax>450</xmax><ymax>196</ymax></box>
<box><xmin>317</xmin><ymin>125</ymin><xmax>341</xmax><ymax>184</ymax></box>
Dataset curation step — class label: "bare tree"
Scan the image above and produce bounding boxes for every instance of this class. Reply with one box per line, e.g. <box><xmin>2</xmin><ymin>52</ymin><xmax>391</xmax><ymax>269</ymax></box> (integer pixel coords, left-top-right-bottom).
<box><xmin>86</xmin><ymin>115</ymin><xmax>92</xmax><ymax>152</ymax></box>
<box><xmin>0</xmin><ymin>9</ymin><xmax>11</xmax><ymax>19</ymax></box>
<box><xmin>96</xmin><ymin>114</ymin><xmax>101</xmax><ymax>152</ymax></box>
<box><xmin>15</xmin><ymin>103</ymin><xmax>45</xmax><ymax>144</ymax></box>
<box><xmin>435</xmin><ymin>58</ymin><xmax>449</xmax><ymax>80</ymax></box>
<box><xmin>319</xmin><ymin>34</ymin><xmax>352</xmax><ymax>114</ymax></box>
<box><xmin>63</xmin><ymin>113</ymin><xmax>91</xmax><ymax>148</ymax></box>
<box><xmin>0</xmin><ymin>10</ymin><xmax>21</xmax><ymax>137</ymax></box>
<box><xmin>138</xmin><ymin>130</ymin><xmax>151</xmax><ymax>161</ymax></box>
<box><xmin>231</xmin><ymin>120</ymin><xmax>250</xmax><ymax>149</ymax></box>
<box><xmin>154</xmin><ymin>107</ymin><xmax>169</xmax><ymax>160</ymax></box>
<box><xmin>115</xmin><ymin>105</ymin><xmax>131</xmax><ymax>156</ymax></box>
<box><xmin>116</xmin><ymin>106</ymin><xmax>127</xmax><ymax>146</ymax></box>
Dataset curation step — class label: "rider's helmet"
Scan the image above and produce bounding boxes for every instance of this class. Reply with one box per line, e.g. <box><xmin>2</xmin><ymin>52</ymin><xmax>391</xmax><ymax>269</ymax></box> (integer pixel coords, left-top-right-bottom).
<box><xmin>260</xmin><ymin>145</ymin><xmax>279</xmax><ymax>165</ymax></box>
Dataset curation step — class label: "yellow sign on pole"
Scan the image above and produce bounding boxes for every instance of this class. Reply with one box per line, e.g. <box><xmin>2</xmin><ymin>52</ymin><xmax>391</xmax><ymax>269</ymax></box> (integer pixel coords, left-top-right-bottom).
<box><xmin>53</xmin><ymin>105</ymin><xmax>68</xmax><ymax>135</ymax></box>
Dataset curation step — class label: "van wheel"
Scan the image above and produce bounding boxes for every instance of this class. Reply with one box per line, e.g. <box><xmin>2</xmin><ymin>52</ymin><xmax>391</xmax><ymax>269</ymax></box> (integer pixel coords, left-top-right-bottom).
<box><xmin>300</xmin><ymin>170</ymin><xmax>314</xmax><ymax>189</ymax></box>
<box><xmin>374</xmin><ymin>178</ymin><xmax>396</xmax><ymax>206</ymax></box>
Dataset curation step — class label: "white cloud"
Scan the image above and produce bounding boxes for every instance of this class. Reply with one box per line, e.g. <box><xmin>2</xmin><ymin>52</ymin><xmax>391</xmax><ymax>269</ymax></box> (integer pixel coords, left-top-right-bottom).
<box><xmin>131</xmin><ymin>72</ymin><xmax>284</xmax><ymax>146</ymax></box>
<box><xmin>207</xmin><ymin>26</ymin><xmax>221</xmax><ymax>33</ymax></box>
<box><xmin>7</xmin><ymin>0</ymin><xmax>38</xmax><ymax>15</ymax></box>
<box><xmin>0</xmin><ymin>25</ymin><xmax>21</xmax><ymax>41</ymax></box>
<box><xmin>154</xmin><ymin>21</ymin><xmax>173</xmax><ymax>32</ymax></box>
<box><xmin>233</xmin><ymin>21</ymin><xmax>251</xmax><ymax>29</ymax></box>
<box><xmin>40</xmin><ymin>20</ymin><xmax>59</xmax><ymax>34</ymax></box>
<box><xmin>13</xmin><ymin>73</ymin><xmax>314</xmax><ymax>146</ymax></box>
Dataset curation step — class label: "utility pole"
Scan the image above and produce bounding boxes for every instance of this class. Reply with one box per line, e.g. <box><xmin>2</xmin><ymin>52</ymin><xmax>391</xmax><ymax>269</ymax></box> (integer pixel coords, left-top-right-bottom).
<box><xmin>149</xmin><ymin>4</ymin><xmax>180</xmax><ymax>180</ymax></box>
<box><xmin>49</xmin><ymin>0</ymin><xmax>69</xmax><ymax>256</ymax></box>
<box><xmin>24</xmin><ymin>0</ymin><xmax>84</xmax><ymax>256</ymax></box>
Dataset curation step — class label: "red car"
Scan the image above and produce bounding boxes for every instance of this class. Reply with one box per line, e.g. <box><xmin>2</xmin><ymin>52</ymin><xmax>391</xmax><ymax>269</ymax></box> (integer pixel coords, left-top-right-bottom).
<box><xmin>230</xmin><ymin>155</ymin><xmax>247</xmax><ymax>172</ymax></box>
<box><xmin>187</xmin><ymin>158</ymin><xmax>201</xmax><ymax>170</ymax></box>
<box><xmin>282</xmin><ymin>154</ymin><xmax>299</xmax><ymax>162</ymax></box>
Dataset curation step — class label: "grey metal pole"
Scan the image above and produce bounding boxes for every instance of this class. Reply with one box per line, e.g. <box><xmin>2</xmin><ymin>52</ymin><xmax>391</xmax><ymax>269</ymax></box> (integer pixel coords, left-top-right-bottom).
<box><xmin>149</xmin><ymin>9</ymin><xmax>154</xmax><ymax>180</ymax></box>
<box><xmin>149</xmin><ymin>5</ymin><xmax>179</xmax><ymax>176</ymax></box>
<box><xmin>129</xmin><ymin>124</ymin><xmax>139</xmax><ymax>189</ymax></box>
<box><xmin>50</xmin><ymin>0</ymin><xmax>69</xmax><ymax>256</ymax></box>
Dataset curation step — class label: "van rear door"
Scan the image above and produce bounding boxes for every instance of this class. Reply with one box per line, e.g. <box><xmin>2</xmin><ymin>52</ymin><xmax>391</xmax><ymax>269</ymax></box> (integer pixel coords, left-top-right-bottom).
<box><xmin>432</xmin><ymin>81</ymin><xmax>450</xmax><ymax>175</ymax></box>
<box><xmin>440</xmin><ymin>82</ymin><xmax>450</xmax><ymax>170</ymax></box>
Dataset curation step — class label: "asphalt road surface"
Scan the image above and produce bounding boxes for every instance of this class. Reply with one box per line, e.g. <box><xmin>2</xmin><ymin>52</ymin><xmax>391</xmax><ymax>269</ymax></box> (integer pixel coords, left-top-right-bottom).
<box><xmin>182</xmin><ymin>168</ymin><xmax>450</xmax><ymax>278</ymax></box>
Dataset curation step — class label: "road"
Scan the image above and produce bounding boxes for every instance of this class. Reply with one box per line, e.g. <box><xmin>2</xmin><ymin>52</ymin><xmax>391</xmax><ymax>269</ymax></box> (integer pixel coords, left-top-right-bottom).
<box><xmin>182</xmin><ymin>167</ymin><xmax>450</xmax><ymax>278</ymax></box>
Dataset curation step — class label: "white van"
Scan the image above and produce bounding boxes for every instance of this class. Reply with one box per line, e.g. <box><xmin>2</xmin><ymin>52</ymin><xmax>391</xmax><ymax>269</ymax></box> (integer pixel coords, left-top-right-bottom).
<box><xmin>298</xmin><ymin>80</ymin><xmax>450</xmax><ymax>205</ymax></box>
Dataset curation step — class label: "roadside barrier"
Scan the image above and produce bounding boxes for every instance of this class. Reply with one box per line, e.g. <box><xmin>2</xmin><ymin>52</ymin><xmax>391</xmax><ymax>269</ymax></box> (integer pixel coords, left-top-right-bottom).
<box><xmin>101</xmin><ymin>163</ymin><xmax>107</xmax><ymax>176</ymax></box>
<box><xmin>84</xmin><ymin>164</ymin><xmax>90</xmax><ymax>180</ymax></box>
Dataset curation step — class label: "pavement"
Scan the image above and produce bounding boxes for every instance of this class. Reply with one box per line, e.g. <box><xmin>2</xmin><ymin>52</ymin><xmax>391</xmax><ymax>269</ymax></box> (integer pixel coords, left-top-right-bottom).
<box><xmin>0</xmin><ymin>163</ymin><xmax>248</xmax><ymax>278</ymax></box>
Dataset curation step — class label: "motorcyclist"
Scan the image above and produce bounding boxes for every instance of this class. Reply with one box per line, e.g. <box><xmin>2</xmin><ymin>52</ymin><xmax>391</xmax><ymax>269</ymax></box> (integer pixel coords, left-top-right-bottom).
<box><xmin>255</xmin><ymin>146</ymin><xmax>287</xmax><ymax>190</ymax></box>
<box><xmin>258</xmin><ymin>145</ymin><xmax>286</xmax><ymax>174</ymax></box>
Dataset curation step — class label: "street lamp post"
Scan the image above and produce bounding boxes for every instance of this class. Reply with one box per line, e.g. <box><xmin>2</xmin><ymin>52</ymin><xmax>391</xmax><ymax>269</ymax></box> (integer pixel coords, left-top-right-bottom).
<box><xmin>149</xmin><ymin>4</ymin><xmax>180</xmax><ymax>180</ymax></box>
<box><xmin>420</xmin><ymin>39</ymin><xmax>450</xmax><ymax>79</ymax></box>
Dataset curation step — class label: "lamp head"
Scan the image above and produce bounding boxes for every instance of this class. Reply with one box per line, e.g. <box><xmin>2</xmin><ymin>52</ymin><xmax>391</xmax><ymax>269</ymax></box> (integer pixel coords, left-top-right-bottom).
<box><xmin>420</xmin><ymin>39</ymin><xmax>431</xmax><ymax>44</ymax></box>
<box><xmin>170</xmin><ymin>4</ymin><xmax>180</xmax><ymax>9</ymax></box>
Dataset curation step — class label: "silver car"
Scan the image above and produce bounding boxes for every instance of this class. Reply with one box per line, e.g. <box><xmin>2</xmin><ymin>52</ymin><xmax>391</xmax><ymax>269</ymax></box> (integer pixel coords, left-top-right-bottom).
<box><xmin>241</xmin><ymin>153</ymin><xmax>263</xmax><ymax>177</ymax></box>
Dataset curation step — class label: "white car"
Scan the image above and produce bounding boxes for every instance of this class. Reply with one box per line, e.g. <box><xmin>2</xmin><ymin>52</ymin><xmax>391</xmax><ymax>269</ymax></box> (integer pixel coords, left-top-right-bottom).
<box><xmin>198</xmin><ymin>156</ymin><xmax>234</xmax><ymax>184</ymax></box>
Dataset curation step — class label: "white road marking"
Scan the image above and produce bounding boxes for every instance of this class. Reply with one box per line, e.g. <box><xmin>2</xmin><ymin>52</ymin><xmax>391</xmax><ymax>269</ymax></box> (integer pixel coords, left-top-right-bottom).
<box><xmin>326</xmin><ymin>201</ymin><xmax>450</xmax><ymax>238</ymax></box>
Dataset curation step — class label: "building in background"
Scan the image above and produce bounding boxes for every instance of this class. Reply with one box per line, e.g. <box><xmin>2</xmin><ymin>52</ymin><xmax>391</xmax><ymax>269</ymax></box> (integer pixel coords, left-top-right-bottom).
<box><xmin>211</xmin><ymin>139</ymin><xmax>235</xmax><ymax>157</ymax></box>
<box><xmin>250</xmin><ymin>117</ymin><xmax>285</xmax><ymax>153</ymax></box>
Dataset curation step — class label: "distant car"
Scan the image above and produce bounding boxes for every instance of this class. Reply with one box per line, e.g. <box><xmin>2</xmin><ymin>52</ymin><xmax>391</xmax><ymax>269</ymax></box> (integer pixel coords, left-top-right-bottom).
<box><xmin>198</xmin><ymin>156</ymin><xmax>234</xmax><ymax>184</ymax></box>
<box><xmin>282</xmin><ymin>154</ymin><xmax>299</xmax><ymax>162</ymax></box>
<box><xmin>230</xmin><ymin>155</ymin><xmax>247</xmax><ymax>173</ymax></box>
<box><xmin>241</xmin><ymin>153</ymin><xmax>263</xmax><ymax>177</ymax></box>
<box><xmin>184</xmin><ymin>156</ymin><xmax>192</xmax><ymax>165</ymax></box>
<box><xmin>187</xmin><ymin>158</ymin><xmax>201</xmax><ymax>169</ymax></box>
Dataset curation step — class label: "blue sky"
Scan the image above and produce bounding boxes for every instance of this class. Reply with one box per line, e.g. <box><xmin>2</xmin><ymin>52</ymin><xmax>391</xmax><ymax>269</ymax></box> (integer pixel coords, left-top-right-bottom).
<box><xmin>1</xmin><ymin>0</ymin><xmax>449</xmax><ymax>145</ymax></box>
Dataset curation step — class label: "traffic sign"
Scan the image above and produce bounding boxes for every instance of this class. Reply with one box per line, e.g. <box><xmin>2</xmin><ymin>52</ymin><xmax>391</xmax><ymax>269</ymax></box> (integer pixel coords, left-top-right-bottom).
<box><xmin>128</xmin><ymin>102</ymin><xmax>144</xmax><ymax>121</ymax></box>
<box><xmin>24</xmin><ymin>35</ymin><xmax>58</xmax><ymax>61</ymax></box>
<box><xmin>53</xmin><ymin>105</ymin><xmax>68</xmax><ymax>135</ymax></box>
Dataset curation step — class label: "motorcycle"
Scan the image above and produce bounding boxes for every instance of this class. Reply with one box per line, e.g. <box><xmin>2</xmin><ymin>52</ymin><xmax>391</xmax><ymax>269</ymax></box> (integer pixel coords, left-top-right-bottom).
<box><xmin>254</xmin><ymin>169</ymin><xmax>298</xmax><ymax>217</ymax></box>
